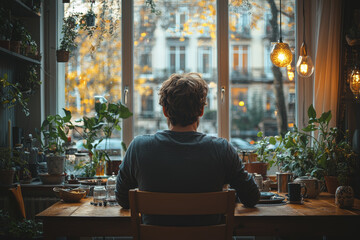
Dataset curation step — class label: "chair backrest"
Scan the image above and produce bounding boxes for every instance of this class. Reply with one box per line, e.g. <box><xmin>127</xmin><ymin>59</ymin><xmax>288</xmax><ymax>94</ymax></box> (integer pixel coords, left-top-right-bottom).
<box><xmin>129</xmin><ymin>189</ymin><xmax>236</xmax><ymax>240</ymax></box>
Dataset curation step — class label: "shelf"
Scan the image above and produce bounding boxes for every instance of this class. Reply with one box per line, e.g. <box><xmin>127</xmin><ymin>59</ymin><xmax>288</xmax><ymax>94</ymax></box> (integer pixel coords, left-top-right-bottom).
<box><xmin>8</xmin><ymin>0</ymin><xmax>41</xmax><ymax>18</ymax></box>
<box><xmin>0</xmin><ymin>47</ymin><xmax>41</xmax><ymax>65</ymax></box>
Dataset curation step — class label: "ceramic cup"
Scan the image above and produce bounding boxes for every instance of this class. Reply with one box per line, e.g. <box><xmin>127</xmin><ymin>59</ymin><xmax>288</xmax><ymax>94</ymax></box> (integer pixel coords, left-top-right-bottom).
<box><xmin>288</xmin><ymin>182</ymin><xmax>307</xmax><ymax>202</ymax></box>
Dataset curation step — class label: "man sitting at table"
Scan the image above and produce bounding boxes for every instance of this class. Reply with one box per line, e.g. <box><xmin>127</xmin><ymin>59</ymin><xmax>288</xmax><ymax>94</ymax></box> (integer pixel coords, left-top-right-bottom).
<box><xmin>115</xmin><ymin>72</ymin><xmax>260</xmax><ymax>226</ymax></box>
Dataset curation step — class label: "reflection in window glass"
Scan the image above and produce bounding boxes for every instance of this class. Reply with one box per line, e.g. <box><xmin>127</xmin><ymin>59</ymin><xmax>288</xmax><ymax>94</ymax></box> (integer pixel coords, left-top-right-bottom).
<box><xmin>134</xmin><ymin>0</ymin><xmax>217</xmax><ymax>136</ymax></box>
<box><xmin>229</xmin><ymin>0</ymin><xmax>296</xmax><ymax>150</ymax></box>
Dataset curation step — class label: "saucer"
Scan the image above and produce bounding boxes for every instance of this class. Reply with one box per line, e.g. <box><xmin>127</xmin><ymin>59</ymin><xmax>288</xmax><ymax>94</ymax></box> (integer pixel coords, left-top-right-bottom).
<box><xmin>287</xmin><ymin>199</ymin><xmax>304</xmax><ymax>204</ymax></box>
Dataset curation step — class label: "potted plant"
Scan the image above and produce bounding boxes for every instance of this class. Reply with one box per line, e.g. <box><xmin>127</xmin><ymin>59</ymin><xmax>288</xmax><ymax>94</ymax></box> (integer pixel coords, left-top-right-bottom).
<box><xmin>0</xmin><ymin>73</ymin><xmax>30</xmax><ymax>116</ymax></box>
<box><xmin>10</xmin><ymin>20</ymin><xmax>25</xmax><ymax>54</ymax></box>
<box><xmin>85</xmin><ymin>9</ymin><xmax>96</xmax><ymax>27</ymax></box>
<box><xmin>74</xmin><ymin>101</ymin><xmax>132</xmax><ymax>177</ymax></box>
<box><xmin>40</xmin><ymin>109</ymin><xmax>74</xmax><ymax>175</ymax></box>
<box><xmin>0</xmin><ymin>8</ymin><xmax>12</xmax><ymax>50</ymax></box>
<box><xmin>57</xmin><ymin>15</ymin><xmax>79</xmax><ymax>62</ymax></box>
<box><xmin>252</xmin><ymin>131</ymin><xmax>278</xmax><ymax>178</ymax></box>
<box><xmin>0</xmin><ymin>147</ymin><xmax>24</xmax><ymax>185</ymax></box>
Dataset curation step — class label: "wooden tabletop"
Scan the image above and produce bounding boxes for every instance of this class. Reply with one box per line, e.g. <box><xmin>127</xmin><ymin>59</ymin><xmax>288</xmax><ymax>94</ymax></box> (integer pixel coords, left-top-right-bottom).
<box><xmin>36</xmin><ymin>193</ymin><xmax>360</xmax><ymax>238</ymax></box>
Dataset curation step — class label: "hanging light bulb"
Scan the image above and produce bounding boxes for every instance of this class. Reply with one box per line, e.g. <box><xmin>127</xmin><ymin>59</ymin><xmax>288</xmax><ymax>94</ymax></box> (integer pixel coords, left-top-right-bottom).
<box><xmin>296</xmin><ymin>0</ymin><xmax>314</xmax><ymax>78</ymax></box>
<box><xmin>287</xmin><ymin>64</ymin><xmax>294</xmax><ymax>81</ymax></box>
<box><xmin>270</xmin><ymin>0</ymin><xmax>292</xmax><ymax>68</ymax></box>
<box><xmin>296</xmin><ymin>42</ymin><xmax>314</xmax><ymax>77</ymax></box>
<box><xmin>350</xmin><ymin>68</ymin><xmax>360</xmax><ymax>99</ymax></box>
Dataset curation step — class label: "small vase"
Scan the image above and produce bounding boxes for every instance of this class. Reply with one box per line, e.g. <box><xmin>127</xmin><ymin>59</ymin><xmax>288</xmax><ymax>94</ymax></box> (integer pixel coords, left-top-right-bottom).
<box><xmin>335</xmin><ymin>186</ymin><xmax>354</xmax><ymax>209</ymax></box>
<box><xmin>324</xmin><ymin>176</ymin><xmax>339</xmax><ymax>194</ymax></box>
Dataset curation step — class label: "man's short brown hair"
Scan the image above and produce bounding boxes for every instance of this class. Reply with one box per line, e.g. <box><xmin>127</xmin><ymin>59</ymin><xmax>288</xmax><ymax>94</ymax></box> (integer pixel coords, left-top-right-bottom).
<box><xmin>159</xmin><ymin>72</ymin><xmax>208</xmax><ymax>127</ymax></box>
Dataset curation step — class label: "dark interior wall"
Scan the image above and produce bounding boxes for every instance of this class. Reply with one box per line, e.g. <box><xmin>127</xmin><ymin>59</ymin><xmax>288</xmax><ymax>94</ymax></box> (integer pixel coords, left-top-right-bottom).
<box><xmin>338</xmin><ymin>0</ymin><xmax>360</xmax><ymax>197</ymax></box>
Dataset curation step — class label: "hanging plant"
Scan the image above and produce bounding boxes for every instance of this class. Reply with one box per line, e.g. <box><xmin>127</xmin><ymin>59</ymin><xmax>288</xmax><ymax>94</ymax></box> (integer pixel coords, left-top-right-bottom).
<box><xmin>85</xmin><ymin>9</ymin><xmax>96</xmax><ymax>27</ymax></box>
<box><xmin>57</xmin><ymin>14</ymin><xmax>80</xmax><ymax>62</ymax></box>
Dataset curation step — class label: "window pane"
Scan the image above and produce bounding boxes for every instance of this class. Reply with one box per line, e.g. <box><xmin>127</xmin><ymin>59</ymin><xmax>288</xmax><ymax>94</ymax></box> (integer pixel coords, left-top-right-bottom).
<box><xmin>134</xmin><ymin>0</ymin><xmax>217</xmax><ymax>136</ymax></box>
<box><xmin>229</xmin><ymin>0</ymin><xmax>296</xmax><ymax>150</ymax></box>
<box><xmin>64</xmin><ymin>1</ymin><xmax>122</xmax><ymax>157</ymax></box>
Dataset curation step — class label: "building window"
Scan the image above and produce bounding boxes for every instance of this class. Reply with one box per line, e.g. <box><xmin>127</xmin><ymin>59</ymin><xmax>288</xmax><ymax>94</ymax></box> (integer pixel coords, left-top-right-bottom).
<box><xmin>169</xmin><ymin>45</ymin><xmax>186</xmax><ymax>74</ymax></box>
<box><xmin>232</xmin><ymin>45</ymin><xmax>249</xmax><ymax>75</ymax></box>
<box><xmin>198</xmin><ymin>46</ymin><xmax>212</xmax><ymax>76</ymax></box>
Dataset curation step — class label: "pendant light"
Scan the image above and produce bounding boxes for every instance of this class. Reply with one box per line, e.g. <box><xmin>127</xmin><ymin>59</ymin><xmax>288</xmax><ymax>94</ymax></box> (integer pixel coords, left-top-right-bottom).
<box><xmin>350</xmin><ymin>67</ymin><xmax>360</xmax><ymax>99</ymax></box>
<box><xmin>270</xmin><ymin>0</ymin><xmax>292</xmax><ymax>67</ymax></box>
<box><xmin>296</xmin><ymin>0</ymin><xmax>314</xmax><ymax>77</ymax></box>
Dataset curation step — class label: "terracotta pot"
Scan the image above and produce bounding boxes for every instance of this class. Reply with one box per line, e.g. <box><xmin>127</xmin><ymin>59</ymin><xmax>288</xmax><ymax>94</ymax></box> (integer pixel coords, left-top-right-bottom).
<box><xmin>56</xmin><ymin>49</ymin><xmax>70</xmax><ymax>62</ymax></box>
<box><xmin>245</xmin><ymin>162</ymin><xmax>268</xmax><ymax>179</ymax></box>
<box><xmin>10</xmin><ymin>41</ymin><xmax>21</xmax><ymax>54</ymax></box>
<box><xmin>0</xmin><ymin>40</ymin><xmax>10</xmax><ymax>50</ymax></box>
<box><xmin>335</xmin><ymin>186</ymin><xmax>354</xmax><ymax>208</ymax></box>
<box><xmin>324</xmin><ymin>176</ymin><xmax>339</xmax><ymax>194</ymax></box>
<box><xmin>0</xmin><ymin>169</ymin><xmax>15</xmax><ymax>185</ymax></box>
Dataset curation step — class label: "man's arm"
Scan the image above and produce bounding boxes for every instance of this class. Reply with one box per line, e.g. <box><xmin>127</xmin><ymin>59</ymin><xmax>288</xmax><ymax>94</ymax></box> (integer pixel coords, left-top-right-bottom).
<box><xmin>115</xmin><ymin>142</ymin><xmax>138</xmax><ymax>209</ymax></box>
<box><xmin>223</xmin><ymin>142</ymin><xmax>260</xmax><ymax>207</ymax></box>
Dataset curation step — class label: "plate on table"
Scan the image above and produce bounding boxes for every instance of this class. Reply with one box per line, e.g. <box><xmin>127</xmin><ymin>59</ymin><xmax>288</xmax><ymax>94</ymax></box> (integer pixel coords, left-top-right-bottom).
<box><xmin>260</xmin><ymin>192</ymin><xmax>276</xmax><ymax>199</ymax></box>
<box><xmin>78</xmin><ymin>179</ymin><xmax>107</xmax><ymax>185</ymax></box>
<box><xmin>259</xmin><ymin>196</ymin><xmax>285</xmax><ymax>204</ymax></box>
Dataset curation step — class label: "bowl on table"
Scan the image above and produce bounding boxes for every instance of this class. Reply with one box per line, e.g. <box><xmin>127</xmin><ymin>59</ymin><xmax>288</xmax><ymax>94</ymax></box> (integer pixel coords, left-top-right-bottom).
<box><xmin>53</xmin><ymin>188</ymin><xmax>86</xmax><ymax>203</ymax></box>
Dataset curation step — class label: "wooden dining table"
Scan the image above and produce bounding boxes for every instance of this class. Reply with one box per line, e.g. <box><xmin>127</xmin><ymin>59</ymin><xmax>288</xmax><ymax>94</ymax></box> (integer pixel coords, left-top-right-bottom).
<box><xmin>36</xmin><ymin>192</ymin><xmax>360</xmax><ymax>239</ymax></box>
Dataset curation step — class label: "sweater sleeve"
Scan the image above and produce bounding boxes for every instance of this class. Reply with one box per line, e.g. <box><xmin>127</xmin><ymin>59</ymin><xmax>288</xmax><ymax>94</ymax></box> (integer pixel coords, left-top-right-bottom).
<box><xmin>223</xmin><ymin>141</ymin><xmax>260</xmax><ymax>207</ymax></box>
<box><xmin>115</xmin><ymin>141</ymin><xmax>138</xmax><ymax>209</ymax></box>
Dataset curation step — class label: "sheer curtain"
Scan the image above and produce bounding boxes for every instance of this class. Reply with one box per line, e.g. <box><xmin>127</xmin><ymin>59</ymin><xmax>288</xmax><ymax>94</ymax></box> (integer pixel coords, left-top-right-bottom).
<box><xmin>313</xmin><ymin>0</ymin><xmax>342</xmax><ymax>127</ymax></box>
<box><xmin>296</xmin><ymin>0</ymin><xmax>342</xmax><ymax>129</ymax></box>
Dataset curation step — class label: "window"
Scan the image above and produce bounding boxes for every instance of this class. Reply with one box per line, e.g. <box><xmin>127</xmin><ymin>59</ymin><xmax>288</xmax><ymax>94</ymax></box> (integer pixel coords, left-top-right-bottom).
<box><xmin>198</xmin><ymin>46</ymin><xmax>212</xmax><ymax>76</ymax></box>
<box><xmin>62</xmin><ymin>0</ymin><xmax>295</xmax><ymax>148</ymax></box>
<box><xmin>169</xmin><ymin>45</ymin><xmax>186</xmax><ymax>74</ymax></box>
<box><xmin>232</xmin><ymin>45</ymin><xmax>249</xmax><ymax>75</ymax></box>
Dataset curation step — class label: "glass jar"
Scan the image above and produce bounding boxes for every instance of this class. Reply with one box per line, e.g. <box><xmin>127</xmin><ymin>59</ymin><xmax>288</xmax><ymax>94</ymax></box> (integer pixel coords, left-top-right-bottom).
<box><xmin>93</xmin><ymin>182</ymin><xmax>106</xmax><ymax>203</ymax></box>
<box><xmin>106</xmin><ymin>172</ymin><xmax>116</xmax><ymax>202</ymax></box>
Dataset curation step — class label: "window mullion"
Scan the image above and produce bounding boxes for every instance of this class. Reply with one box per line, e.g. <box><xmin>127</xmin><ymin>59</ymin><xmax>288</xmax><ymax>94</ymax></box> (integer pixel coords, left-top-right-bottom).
<box><xmin>122</xmin><ymin>0</ymin><xmax>134</xmax><ymax>148</ymax></box>
<box><xmin>217</xmin><ymin>0</ymin><xmax>229</xmax><ymax>140</ymax></box>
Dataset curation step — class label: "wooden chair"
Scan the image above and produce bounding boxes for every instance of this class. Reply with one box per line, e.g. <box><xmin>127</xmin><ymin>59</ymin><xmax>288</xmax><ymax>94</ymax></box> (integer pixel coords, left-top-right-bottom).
<box><xmin>129</xmin><ymin>189</ymin><xmax>236</xmax><ymax>240</ymax></box>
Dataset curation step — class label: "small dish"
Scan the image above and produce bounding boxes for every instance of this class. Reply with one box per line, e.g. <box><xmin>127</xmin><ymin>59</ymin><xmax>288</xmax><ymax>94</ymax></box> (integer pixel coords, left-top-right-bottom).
<box><xmin>58</xmin><ymin>189</ymin><xmax>86</xmax><ymax>203</ymax></box>
<box><xmin>259</xmin><ymin>196</ymin><xmax>285</xmax><ymax>204</ymax></box>
<box><xmin>260</xmin><ymin>192</ymin><xmax>276</xmax><ymax>199</ymax></box>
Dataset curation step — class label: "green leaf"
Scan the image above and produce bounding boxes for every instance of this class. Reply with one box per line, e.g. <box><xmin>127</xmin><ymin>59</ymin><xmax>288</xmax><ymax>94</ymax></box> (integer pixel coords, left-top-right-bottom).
<box><xmin>307</xmin><ymin>104</ymin><xmax>316</xmax><ymax>119</ymax></box>
<box><xmin>63</xmin><ymin>108</ymin><xmax>72</xmax><ymax>122</ymax></box>
<box><xmin>119</xmin><ymin>103</ymin><xmax>133</xmax><ymax>119</ymax></box>
<box><xmin>121</xmin><ymin>141</ymin><xmax>127</xmax><ymax>152</ymax></box>
<box><xmin>257</xmin><ymin>131</ymin><xmax>263</xmax><ymax>138</ymax></box>
<box><xmin>269</xmin><ymin>137</ymin><xmax>276</xmax><ymax>145</ymax></box>
<box><xmin>302</xmin><ymin>124</ymin><xmax>316</xmax><ymax>132</ymax></box>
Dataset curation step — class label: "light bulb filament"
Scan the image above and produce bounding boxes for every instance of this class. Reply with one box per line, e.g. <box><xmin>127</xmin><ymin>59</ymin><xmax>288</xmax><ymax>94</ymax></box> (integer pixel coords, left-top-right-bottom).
<box><xmin>300</xmin><ymin>63</ymin><xmax>308</xmax><ymax>74</ymax></box>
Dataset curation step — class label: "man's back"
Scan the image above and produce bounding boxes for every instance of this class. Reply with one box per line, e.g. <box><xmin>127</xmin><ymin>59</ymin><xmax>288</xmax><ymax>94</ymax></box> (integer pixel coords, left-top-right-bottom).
<box><xmin>116</xmin><ymin>130</ymin><xmax>259</xmax><ymax>225</ymax></box>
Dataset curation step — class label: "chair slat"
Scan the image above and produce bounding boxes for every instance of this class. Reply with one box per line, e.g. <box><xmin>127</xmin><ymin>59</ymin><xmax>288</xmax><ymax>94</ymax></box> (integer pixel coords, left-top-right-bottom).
<box><xmin>136</xmin><ymin>191</ymin><xmax>230</xmax><ymax>215</ymax></box>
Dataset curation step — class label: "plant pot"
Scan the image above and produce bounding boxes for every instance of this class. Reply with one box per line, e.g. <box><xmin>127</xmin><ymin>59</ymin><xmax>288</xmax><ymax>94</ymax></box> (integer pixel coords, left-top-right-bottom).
<box><xmin>0</xmin><ymin>169</ymin><xmax>15</xmax><ymax>185</ymax></box>
<box><xmin>245</xmin><ymin>161</ymin><xmax>268</xmax><ymax>179</ymax></box>
<box><xmin>324</xmin><ymin>176</ymin><xmax>339</xmax><ymax>194</ymax></box>
<box><xmin>46</xmin><ymin>155</ymin><xmax>65</xmax><ymax>174</ymax></box>
<box><xmin>335</xmin><ymin>186</ymin><xmax>354</xmax><ymax>208</ymax></box>
<box><xmin>86</xmin><ymin>15</ymin><xmax>96</xmax><ymax>27</ymax></box>
<box><xmin>56</xmin><ymin>49</ymin><xmax>70</xmax><ymax>62</ymax></box>
<box><xmin>0</xmin><ymin>40</ymin><xmax>10</xmax><ymax>50</ymax></box>
<box><xmin>10</xmin><ymin>41</ymin><xmax>21</xmax><ymax>54</ymax></box>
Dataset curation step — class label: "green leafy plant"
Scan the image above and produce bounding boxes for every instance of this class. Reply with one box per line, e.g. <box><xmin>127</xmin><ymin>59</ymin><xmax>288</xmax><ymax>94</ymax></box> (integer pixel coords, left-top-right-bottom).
<box><xmin>40</xmin><ymin>109</ymin><xmax>74</xmax><ymax>156</ymax></box>
<box><xmin>0</xmin><ymin>147</ymin><xmax>21</xmax><ymax>171</ymax></box>
<box><xmin>59</xmin><ymin>15</ymin><xmax>80</xmax><ymax>52</ymax></box>
<box><xmin>11</xmin><ymin>19</ymin><xmax>25</xmax><ymax>42</ymax></box>
<box><xmin>255</xmin><ymin>131</ymin><xmax>278</xmax><ymax>169</ymax></box>
<box><xmin>0</xmin><ymin>73</ymin><xmax>30</xmax><ymax>116</ymax></box>
<box><xmin>0</xmin><ymin>210</ymin><xmax>43</xmax><ymax>239</ymax></box>
<box><xmin>74</xmin><ymin>101</ymin><xmax>132</xmax><ymax>177</ymax></box>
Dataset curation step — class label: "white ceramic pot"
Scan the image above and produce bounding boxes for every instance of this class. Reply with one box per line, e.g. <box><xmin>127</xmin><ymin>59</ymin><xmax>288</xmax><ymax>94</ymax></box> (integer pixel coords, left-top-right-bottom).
<box><xmin>335</xmin><ymin>186</ymin><xmax>354</xmax><ymax>209</ymax></box>
<box><xmin>294</xmin><ymin>176</ymin><xmax>321</xmax><ymax>198</ymax></box>
<box><xmin>46</xmin><ymin>155</ymin><xmax>65</xmax><ymax>175</ymax></box>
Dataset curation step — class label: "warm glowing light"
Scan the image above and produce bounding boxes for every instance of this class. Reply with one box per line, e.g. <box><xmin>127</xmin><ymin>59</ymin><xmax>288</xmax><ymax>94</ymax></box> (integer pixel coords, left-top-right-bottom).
<box><xmin>287</xmin><ymin>71</ymin><xmax>294</xmax><ymax>81</ymax></box>
<box><xmin>239</xmin><ymin>101</ymin><xmax>245</xmax><ymax>107</ymax></box>
<box><xmin>288</xmin><ymin>123</ymin><xmax>294</xmax><ymax>128</ymax></box>
<box><xmin>141</xmin><ymin>32</ymin><xmax>147</xmax><ymax>37</ymax></box>
<box><xmin>350</xmin><ymin>69</ymin><xmax>360</xmax><ymax>99</ymax></box>
<box><xmin>296</xmin><ymin>42</ymin><xmax>314</xmax><ymax>77</ymax></box>
<box><xmin>270</xmin><ymin>42</ymin><xmax>293</xmax><ymax>67</ymax></box>
<box><xmin>274</xmin><ymin>110</ymin><xmax>278</xmax><ymax>116</ymax></box>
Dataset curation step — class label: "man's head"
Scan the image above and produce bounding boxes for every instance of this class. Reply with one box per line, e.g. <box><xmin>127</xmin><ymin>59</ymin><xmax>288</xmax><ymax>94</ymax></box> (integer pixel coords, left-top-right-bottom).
<box><xmin>159</xmin><ymin>72</ymin><xmax>208</xmax><ymax>127</ymax></box>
